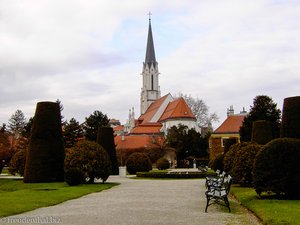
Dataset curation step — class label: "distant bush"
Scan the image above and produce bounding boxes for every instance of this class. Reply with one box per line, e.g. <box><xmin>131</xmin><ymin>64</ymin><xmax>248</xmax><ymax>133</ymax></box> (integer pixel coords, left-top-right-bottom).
<box><xmin>65</xmin><ymin>167</ymin><xmax>85</xmax><ymax>186</ymax></box>
<box><xmin>281</xmin><ymin>96</ymin><xmax>300</xmax><ymax>138</ymax></box>
<box><xmin>253</xmin><ymin>138</ymin><xmax>300</xmax><ymax>198</ymax></box>
<box><xmin>65</xmin><ymin>140</ymin><xmax>111</xmax><ymax>183</ymax></box>
<box><xmin>232</xmin><ymin>144</ymin><xmax>262</xmax><ymax>186</ymax></box>
<box><xmin>156</xmin><ymin>157</ymin><xmax>170</xmax><ymax>170</ymax></box>
<box><xmin>126</xmin><ymin>152</ymin><xmax>152</xmax><ymax>175</ymax></box>
<box><xmin>251</xmin><ymin>120</ymin><xmax>273</xmax><ymax>145</ymax></box>
<box><xmin>208</xmin><ymin>154</ymin><xmax>224</xmax><ymax>172</ymax></box>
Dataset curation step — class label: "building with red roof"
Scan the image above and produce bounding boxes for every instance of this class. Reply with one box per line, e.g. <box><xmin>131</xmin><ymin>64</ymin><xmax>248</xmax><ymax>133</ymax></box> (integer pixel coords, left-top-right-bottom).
<box><xmin>209</xmin><ymin>106</ymin><xmax>247</xmax><ymax>159</ymax></box>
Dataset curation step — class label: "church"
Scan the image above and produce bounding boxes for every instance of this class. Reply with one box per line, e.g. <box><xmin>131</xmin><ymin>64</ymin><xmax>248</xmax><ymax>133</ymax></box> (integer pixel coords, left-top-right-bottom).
<box><xmin>114</xmin><ymin>17</ymin><xmax>199</xmax><ymax>150</ymax></box>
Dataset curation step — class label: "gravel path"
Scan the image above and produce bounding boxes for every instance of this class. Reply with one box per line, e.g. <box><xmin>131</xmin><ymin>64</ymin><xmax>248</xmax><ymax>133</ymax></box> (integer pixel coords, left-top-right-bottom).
<box><xmin>2</xmin><ymin>176</ymin><xmax>262</xmax><ymax>225</ymax></box>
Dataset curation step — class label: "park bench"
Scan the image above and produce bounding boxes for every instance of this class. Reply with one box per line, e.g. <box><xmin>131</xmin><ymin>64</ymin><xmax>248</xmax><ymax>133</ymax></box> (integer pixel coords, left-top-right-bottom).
<box><xmin>205</xmin><ymin>173</ymin><xmax>232</xmax><ymax>212</ymax></box>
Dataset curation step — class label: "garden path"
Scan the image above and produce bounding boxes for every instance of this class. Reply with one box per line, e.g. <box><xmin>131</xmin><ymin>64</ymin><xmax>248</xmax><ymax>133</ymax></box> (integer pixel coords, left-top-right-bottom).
<box><xmin>3</xmin><ymin>176</ymin><xmax>261</xmax><ymax>225</ymax></box>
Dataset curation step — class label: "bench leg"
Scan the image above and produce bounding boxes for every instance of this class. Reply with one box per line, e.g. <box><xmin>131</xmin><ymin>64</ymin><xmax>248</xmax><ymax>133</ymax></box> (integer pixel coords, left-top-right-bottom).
<box><xmin>224</xmin><ymin>196</ymin><xmax>231</xmax><ymax>212</ymax></box>
<box><xmin>205</xmin><ymin>196</ymin><xmax>210</xmax><ymax>212</ymax></box>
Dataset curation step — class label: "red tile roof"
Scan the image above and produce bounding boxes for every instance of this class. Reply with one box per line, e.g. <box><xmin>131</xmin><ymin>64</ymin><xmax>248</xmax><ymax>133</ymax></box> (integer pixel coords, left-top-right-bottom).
<box><xmin>138</xmin><ymin>94</ymin><xmax>169</xmax><ymax>124</ymax></box>
<box><xmin>113</xmin><ymin>125</ymin><xmax>124</xmax><ymax>132</ymax></box>
<box><xmin>115</xmin><ymin>135</ymin><xmax>164</xmax><ymax>149</ymax></box>
<box><xmin>159</xmin><ymin>97</ymin><xmax>196</xmax><ymax>121</ymax></box>
<box><xmin>130</xmin><ymin>123</ymin><xmax>162</xmax><ymax>134</ymax></box>
<box><xmin>214</xmin><ymin>115</ymin><xmax>245</xmax><ymax>134</ymax></box>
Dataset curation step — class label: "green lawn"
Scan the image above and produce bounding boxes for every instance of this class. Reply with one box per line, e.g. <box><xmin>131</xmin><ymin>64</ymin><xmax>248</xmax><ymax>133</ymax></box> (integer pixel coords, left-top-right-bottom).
<box><xmin>231</xmin><ymin>186</ymin><xmax>300</xmax><ymax>225</ymax></box>
<box><xmin>0</xmin><ymin>179</ymin><xmax>118</xmax><ymax>218</ymax></box>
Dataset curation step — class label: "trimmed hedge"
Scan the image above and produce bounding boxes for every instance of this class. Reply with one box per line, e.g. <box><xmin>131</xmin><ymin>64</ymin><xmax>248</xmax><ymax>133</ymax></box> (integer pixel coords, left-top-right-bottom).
<box><xmin>126</xmin><ymin>152</ymin><xmax>152</xmax><ymax>175</ymax></box>
<box><xmin>24</xmin><ymin>102</ymin><xmax>65</xmax><ymax>183</ymax></box>
<box><xmin>136</xmin><ymin>171</ymin><xmax>213</xmax><ymax>179</ymax></box>
<box><xmin>208</xmin><ymin>154</ymin><xmax>224</xmax><ymax>172</ymax></box>
<box><xmin>281</xmin><ymin>96</ymin><xmax>300</xmax><ymax>138</ymax></box>
<box><xmin>251</xmin><ymin>120</ymin><xmax>273</xmax><ymax>145</ymax></box>
<box><xmin>253</xmin><ymin>138</ymin><xmax>300</xmax><ymax>198</ymax></box>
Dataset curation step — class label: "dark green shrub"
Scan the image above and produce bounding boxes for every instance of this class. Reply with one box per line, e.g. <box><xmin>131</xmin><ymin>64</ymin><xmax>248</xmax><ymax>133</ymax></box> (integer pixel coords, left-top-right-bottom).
<box><xmin>65</xmin><ymin>140</ymin><xmax>111</xmax><ymax>183</ymax></box>
<box><xmin>65</xmin><ymin>167</ymin><xmax>84</xmax><ymax>186</ymax></box>
<box><xmin>156</xmin><ymin>157</ymin><xmax>170</xmax><ymax>170</ymax></box>
<box><xmin>251</xmin><ymin>120</ymin><xmax>273</xmax><ymax>144</ymax></box>
<box><xmin>232</xmin><ymin>144</ymin><xmax>262</xmax><ymax>186</ymax></box>
<box><xmin>208</xmin><ymin>154</ymin><xmax>224</xmax><ymax>172</ymax></box>
<box><xmin>281</xmin><ymin>96</ymin><xmax>300</xmax><ymax>138</ymax></box>
<box><xmin>24</xmin><ymin>102</ymin><xmax>65</xmax><ymax>183</ymax></box>
<box><xmin>253</xmin><ymin>138</ymin><xmax>300</xmax><ymax>198</ymax></box>
<box><xmin>223</xmin><ymin>142</ymin><xmax>251</xmax><ymax>174</ymax></box>
<box><xmin>96</xmin><ymin>126</ymin><xmax>119</xmax><ymax>175</ymax></box>
<box><xmin>126</xmin><ymin>152</ymin><xmax>152</xmax><ymax>175</ymax></box>
<box><xmin>223</xmin><ymin>138</ymin><xmax>237</xmax><ymax>154</ymax></box>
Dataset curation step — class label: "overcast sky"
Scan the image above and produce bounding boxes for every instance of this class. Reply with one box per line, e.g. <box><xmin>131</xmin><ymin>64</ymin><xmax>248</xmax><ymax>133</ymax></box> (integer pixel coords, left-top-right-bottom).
<box><xmin>1</xmin><ymin>0</ymin><xmax>299</xmax><ymax>129</ymax></box>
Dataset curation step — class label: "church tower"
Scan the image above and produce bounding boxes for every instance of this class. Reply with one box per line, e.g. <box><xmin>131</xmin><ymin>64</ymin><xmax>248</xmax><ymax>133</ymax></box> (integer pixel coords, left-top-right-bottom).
<box><xmin>140</xmin><ymin>16</ymin><xmax>161</xmax><ymax>115</ymax></box>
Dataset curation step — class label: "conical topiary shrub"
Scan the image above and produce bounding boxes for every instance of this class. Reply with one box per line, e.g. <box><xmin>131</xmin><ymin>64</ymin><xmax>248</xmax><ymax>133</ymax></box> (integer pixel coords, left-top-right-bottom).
<box><xmin>96</xmin><ymin>126</ymin><xmax>119</xmax><ymax>175</ymax></box>
<box><xmin>251</xmin><ymin>120</ymin><xmax>273</xmax><ymax>145</ymax></box>
<box><xmin>24</xmin><ymin>102</ymin><xmax>65</xmax><ymax>183</ymax></box>
<box><xmin>281</xmin><ymin>96</ymin><xmax>300</xmax><ymax>138</ymax></box>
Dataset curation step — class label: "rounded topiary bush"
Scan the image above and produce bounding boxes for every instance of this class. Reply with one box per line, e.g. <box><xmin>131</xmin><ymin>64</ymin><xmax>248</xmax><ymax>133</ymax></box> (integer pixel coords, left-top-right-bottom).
<box><xmin>253</xmin><ymin>138</ymin><xmax>300</xmax><ymax>198</ymax></box>
<box><xmin>224</xmin><ymin>142</ymin><xmax>251</xmax><ymax>174</ymax></box>
<box><xmin>208</xmin><ymin>154</ymin><xmax>224</xmax><ymax>172</ymax></box>
<box><xmin>65</xmin><ymin>167</ymin><xmax>85</xmax><ymax>186</ymax></box>
<box><xmin>281</xmin><ymin>96</ymin><xmax>300</xmax><ymax>138</ymax></box>
<box><xmin>126</xmin><ymin>152</ymin><xmax>152</xmax><ymax>175</ymax></box>
<box><xmin>24</xmin><ymin>102</ymin><xmax>65</xmax><ymax>183</ymax></box>
<box><xmin>156</xmin><ymin>157</ymin><xmax>170</xmax><ymax>170</ymax></box>
<box><xmin>232</xmin><ymin>144</ymin><xmax>262</xmax><ymax>186</ymax></box>
<box><xmin>251</xmin><ymin>120</ymin><xmax>273</xmax><ymax>145</ymax></box>
<box><xmin>65</xmin><ymin>140</ymin><xmax>111</xmax><ymax>183</ymax></box>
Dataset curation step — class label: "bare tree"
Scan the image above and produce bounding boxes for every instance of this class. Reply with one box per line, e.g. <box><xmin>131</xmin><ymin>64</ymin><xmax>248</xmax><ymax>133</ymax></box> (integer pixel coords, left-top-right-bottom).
<box><xmin>177</xmin><ymin>93</ymin><xmax>219</xmax><ymax>128</ymax></box>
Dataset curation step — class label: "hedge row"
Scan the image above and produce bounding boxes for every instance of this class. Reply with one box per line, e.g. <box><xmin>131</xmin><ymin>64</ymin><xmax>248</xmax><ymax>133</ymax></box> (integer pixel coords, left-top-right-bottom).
<box><xmin>136</xmin><ymin>171</ymin><xmax>213</xmax><ymax>179</ymax></box>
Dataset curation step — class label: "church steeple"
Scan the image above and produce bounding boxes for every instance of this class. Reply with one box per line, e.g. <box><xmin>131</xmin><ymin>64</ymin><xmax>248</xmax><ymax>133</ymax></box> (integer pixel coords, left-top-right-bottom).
<box><xmin>140</xmin><ymin>14</ymin><xmax>161</xmax><ymax>115</ymax></box>
<box><xmin>145</xmin><ymin>17</ymin><xmax>156</xmax><ymax>67</ymax></box>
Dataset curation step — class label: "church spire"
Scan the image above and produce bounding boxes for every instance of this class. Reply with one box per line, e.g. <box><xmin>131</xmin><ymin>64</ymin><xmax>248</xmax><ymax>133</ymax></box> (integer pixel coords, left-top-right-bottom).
<box><xmin>145</xmin><ymin>13</ymin><xmax>156</xmax><ymax>67</ymax></box>
<box><xmin>140</xmin><ymin>13</ymin><xmax>161</xmax><ymax>115</ymax></box>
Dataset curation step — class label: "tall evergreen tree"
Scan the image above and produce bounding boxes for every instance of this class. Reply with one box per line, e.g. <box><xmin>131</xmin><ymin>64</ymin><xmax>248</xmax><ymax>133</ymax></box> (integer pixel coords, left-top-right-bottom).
<box><xmin>83</xmin><ymin>110</ymin><xmax>109</xmax><ymax>141</ymax></box>
<box><xmin>63</xmin><ymin>118</ymin><xmax>84</xmax><ymax>148</ymax></box>
<box><xmin>239</xmin><ymin>95</ymin><xmax>281</xmax><ymax>142</ymax></box>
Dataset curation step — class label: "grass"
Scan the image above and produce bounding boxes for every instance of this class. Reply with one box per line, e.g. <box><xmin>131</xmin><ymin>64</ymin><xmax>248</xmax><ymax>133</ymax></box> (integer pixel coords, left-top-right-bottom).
<box><xmin>0</xmin><ymin>179</ymin><xmax>118</xmax><ymax>218</ymax></box>
<box><xmin>231</xmin><ymin>185</ymin><xmax>300</xmax><ymax>225</ymax></box>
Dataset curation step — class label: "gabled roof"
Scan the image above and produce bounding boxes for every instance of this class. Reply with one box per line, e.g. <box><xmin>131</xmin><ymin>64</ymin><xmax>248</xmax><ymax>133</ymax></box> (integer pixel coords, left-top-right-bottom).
<box><xmin>214</xmin><ymin>115</ymin><xmax>245</xmax><ymax>134</ymax></box>
<box><xmin>113</xmin><ymin>125</ymin><xmax>124</xmax><ymax>132</ymax></box>
<box><xmin>130</xmin><ymin>123</ymin><xmax>163</xmax><ymax>135</ymax></box>
<box><xmin>115</xmin><ymin>135</ymin><xmax>164</xmax><ymax>149</ymax></box>
<box><xmin>138</xmin><ymin>94</ymin><xmax>171</xmax><ymax>124</ymax></box>
<box><xmin>159</xmin><ymin>97</ymin><xmax>196</xmax><ymax>121</ymax></box>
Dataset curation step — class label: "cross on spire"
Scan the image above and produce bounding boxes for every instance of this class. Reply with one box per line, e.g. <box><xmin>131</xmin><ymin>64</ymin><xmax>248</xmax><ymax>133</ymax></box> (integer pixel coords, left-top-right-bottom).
<box><xmin>148</xmin><ymin>12</ymin><xmax>152</xmax><ymax>21</ymax></box>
